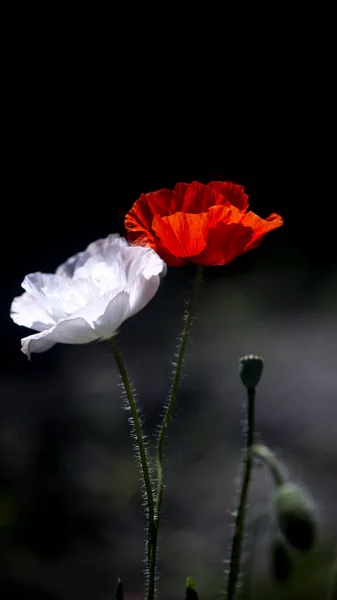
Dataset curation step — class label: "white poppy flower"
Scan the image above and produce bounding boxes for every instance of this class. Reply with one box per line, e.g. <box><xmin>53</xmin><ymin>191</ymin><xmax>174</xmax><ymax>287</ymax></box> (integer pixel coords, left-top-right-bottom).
<box><xmin>11</xmin><ymin>234</ymin><xmax>166</xmax><ymax>358</ymax></box>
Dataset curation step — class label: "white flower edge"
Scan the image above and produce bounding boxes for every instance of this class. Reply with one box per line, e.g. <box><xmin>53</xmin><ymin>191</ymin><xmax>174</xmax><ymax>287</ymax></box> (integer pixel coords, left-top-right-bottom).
<box><xmin>11</xmin><ymin>234</ymin><xmax>166</xmax><ymax>358</ymax></box>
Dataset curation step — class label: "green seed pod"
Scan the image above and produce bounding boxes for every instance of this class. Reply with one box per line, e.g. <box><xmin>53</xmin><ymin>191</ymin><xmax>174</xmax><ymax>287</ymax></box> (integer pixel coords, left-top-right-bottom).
<box><xmin>273</xmin><ymin>483</ymin><xmax>317</xmax><ymax>552</ymax></box>
<box><xmin>270</xmin><ymin>536</ymin><xmax>293</xmax><ymax>583</ymax></box>
<box><xmin>239</xmin><ymin>355</ymin><xmax>264</xmax><ymax>389</ymax></box>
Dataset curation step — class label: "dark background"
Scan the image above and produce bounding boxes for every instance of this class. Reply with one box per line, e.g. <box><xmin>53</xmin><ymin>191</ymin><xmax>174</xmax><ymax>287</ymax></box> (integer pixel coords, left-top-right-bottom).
<box><xmin>1</xmin><ymin>11</ymin><xmax>336</xmax><ymax>600</ymax></box>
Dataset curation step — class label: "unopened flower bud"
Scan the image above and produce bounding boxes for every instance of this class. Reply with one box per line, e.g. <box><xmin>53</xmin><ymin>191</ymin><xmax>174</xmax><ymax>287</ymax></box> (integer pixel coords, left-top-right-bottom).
<box><xmin>239</xmin><ymin>355</ymin><xmax>264</xmax><ymax>389</ymax></box>
<box><xmin>185</xmin><ymin>576</ymin><xmax>199</xmax><ymax>599</ymax></box>
<box><xmin>270</xmin><ymin>536</ymin><xmax>293</xmax><ymax>583</ymax></box>
<box><xmin>273</xmin><ymin>483</ymin><xmax>316</xmax><ymax>552</ymax></box>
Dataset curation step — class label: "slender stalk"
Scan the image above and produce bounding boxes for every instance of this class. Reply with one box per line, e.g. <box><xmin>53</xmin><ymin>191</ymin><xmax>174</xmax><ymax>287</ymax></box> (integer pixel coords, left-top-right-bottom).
<box><xmin>241</xmin><ymin>507</ymin><xmax>268</xmax><ymax>600</ymax></box>
<box><xmin>252</xmin><ymin>444</ymin><xmax>285</xmax><ymax>487</ymax></box>
<box><xmin>226</xmin><ymin>387</ymin><xmax>256</xmax><ymax>599</ymax></box>
<box><xmin>116</xmin><ymin>578</ymin><xmax>124</xmax><ymax>600</ymax></box>
<box><xmin>149</xmin><ymin>264</ymin><xmax>203</xmax><ymax>599</ymax></box>
<box><xmin>328</xmin><ymin>555</ymin><xmax>337</xmax><ymax>600</ymax></box>
<box><xmin>110</xmin><ymin>337</ymin><xmax>155</xmax><ymax>586</ymax></box>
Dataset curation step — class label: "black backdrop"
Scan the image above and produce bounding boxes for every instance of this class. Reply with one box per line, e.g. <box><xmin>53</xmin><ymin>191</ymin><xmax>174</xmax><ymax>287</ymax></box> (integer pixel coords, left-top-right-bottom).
<box><xmin>3</xmin><ymin>31</ymin><xmax>336</xmax><ymax>369</ymax></box>
<box><xmin>1</xmin><ymin>12</ymin><xmax>336</xmax><ymax>599</ymax></box>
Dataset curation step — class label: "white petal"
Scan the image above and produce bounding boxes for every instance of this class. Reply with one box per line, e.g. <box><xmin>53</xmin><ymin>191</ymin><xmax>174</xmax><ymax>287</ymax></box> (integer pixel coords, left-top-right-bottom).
<box><xmin>56</xmin><ymin>234</ymin><xmax>127</xmax><ymax>277</ymax></box>
<box><xmin>126</xmin><ymin>247</ymin><xmax>166</xmax><ymax>316</ymax></box>
<box><xmin>21</xmin><ymin>317</ymin><xmax>98</xmax><ymax>358</ymax></box>
<box><xmin>21</xmin><ymin>335</ymin><xmax>56</xmax><ymax>357</ymax></box>
<box><xmin>73</xmin><ymin>258</ymin><xmax>124</xmax><ymax>292</ymax></box>
<box><xmin>22</xmin><ymin>272</ymin><xmax>99</xmax><ymax>319</ymax></box>
<box><xmin>21</xmin><ymin>290</ymin><xmax>131</xmax><ymax>357</ymax></box>
<box><xmin>128</xmin><ymin>271</ymin><xmax>161</xmax><ymax>317</ymax></box>
<box><xmin>93</xmin><ymin>290</ymin><xmax>130</xmax><ymax>338</ymax></box>
<box><xmin>121</xmin><ymin>245</ymin><xmax>166</xmax><ymax>285</ymax></box>
<box><xmin>69</xmin><ymin>288</ymin><xmax>126</xmax><ymax>327</ymax></box>
<box><xmin>11</xmin><ymin>292</ymin><xmax>56</xmax><ymax>331</ymax></box>
<box><xmin>12</xmin><ymin>235</ymin><xmax>166</xmax><ymax>358</ymax></box>
<box><xmin>22</xmin><ymin>273</ymin><xmax>78</xmax><ymax>319</ymax></box>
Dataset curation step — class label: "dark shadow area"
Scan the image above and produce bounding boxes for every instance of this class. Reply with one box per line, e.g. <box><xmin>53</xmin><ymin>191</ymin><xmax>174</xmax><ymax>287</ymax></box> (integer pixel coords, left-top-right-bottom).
<box><xmin>2</xmin><ymin>16</ymin><xmax>337</xmax><ymax>600</ymax></box>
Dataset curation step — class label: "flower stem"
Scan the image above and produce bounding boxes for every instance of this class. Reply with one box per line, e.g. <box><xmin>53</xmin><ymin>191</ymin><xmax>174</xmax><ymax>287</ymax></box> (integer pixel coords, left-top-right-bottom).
<box><xmin>226</xmin><ymin>387</ymin><xmax>256</xmax><ymax>600</ymax></box>
<box><xmin>110</xmin><ymin>338</ymin><xmax>155</xmax><ymax>581</ymax></box>
<box><xmin>252</xmin><ymin>444</ymin><xmax>285</xmax><ymax>487</ymax></box>
<box><xmin>149</xmin><ymin>264</ymin><xmax>203</xmax><ymax>599</ymax></box>
<box><xmin>329</xmin><ymin>555</ymin><xmax>337</xmax><ymax>600</ymax></box>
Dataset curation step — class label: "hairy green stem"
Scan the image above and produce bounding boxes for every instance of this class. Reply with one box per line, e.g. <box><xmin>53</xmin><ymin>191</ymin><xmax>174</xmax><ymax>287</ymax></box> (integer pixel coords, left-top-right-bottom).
<box><xmin>149</xmin><ymin>264</ymin><xmax>203</xmax><ymax>599</ymax></box>
<box><xmin>252</xmin><ymin>444</ymin><xmax>285</xmax><ymax>487</ymax></box>
<box><xmin>110</xmin><ymin>337</ymin><xmax>155</xmax><ymax>588</ymax></box>
<box><xmin>226</xmin><ymin>387</ymin><xmax>256</xmax><ymax>600</ymax></box>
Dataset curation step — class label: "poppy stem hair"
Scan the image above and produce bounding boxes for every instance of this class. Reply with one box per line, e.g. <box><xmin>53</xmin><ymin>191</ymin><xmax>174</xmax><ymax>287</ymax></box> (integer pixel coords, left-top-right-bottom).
<box><xmin>252</xmin><ymin>444</ymin><xmax>285</xmax><ymax>487</ymax></box>
<box><xmin>226</xmin><ymin>386</ymin><xmax>256</xmax><ymax>600</ymax></box>
<box><xmin>149</xmin><ymin>264</ymin><xmax>203</xmax><ymax>600</ymax></box>
<box><xmin>110</xmin><ymin>337</ymin><xmax>155</xmax><ymax>582</ymax></box>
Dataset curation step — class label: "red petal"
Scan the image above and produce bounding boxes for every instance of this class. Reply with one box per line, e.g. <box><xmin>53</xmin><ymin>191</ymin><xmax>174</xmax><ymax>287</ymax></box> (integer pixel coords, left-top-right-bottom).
<box><xmin>197</xmin><ymin>205</ymin><xmax>251</xmax><ymax>265</ymax></box>
<box><xmin>196</xmin><ymin>206</ymin><xmax>283</xmax><ymax>266</ymax></box>
<box><xmin>152</xmin><ymin>211</ymin><xmax>209</xmax><ymax>262</ymax></box>
<box><xmin>208</xmin><ymin>181</ymin><xmax>249</xmax><ymax>212</ymax></box>
<box><xmin>125</xmin><ymin>181</ymin><xmax>283</xmax><ymax>267</ymax></box>
<box><xmin>243</xmin><ymin>212</ymin><xmax>284</xmax><ymax>251</ymax></box>
<box><xmin>125</xmin><ymin>188</ymin><xmax>176</xmax><ymax>242</ymax></box>
<box><xmin>174</xmin><ymin>181</ymin><xmax>222</xmax><ymax>213</ymax></box>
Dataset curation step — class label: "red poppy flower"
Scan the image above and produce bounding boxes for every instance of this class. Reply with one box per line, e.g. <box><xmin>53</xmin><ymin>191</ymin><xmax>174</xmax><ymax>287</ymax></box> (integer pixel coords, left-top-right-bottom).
<box><xmin>125</xmin><ymin>181</ymin><xmax>283</xmax><ymax>267</ymax></box>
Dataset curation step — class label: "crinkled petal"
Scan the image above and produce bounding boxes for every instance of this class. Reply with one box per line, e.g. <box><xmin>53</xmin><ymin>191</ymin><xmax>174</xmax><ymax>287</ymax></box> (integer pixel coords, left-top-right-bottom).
<box><xmin>21</xmin><ymin>317</ymin><xmax>98</xmax><ymax>358</ymax></box>
<box><xmin>174</xmin><ymin>181</ymin><xmax>221</xmax><ymax>213</ymax></box>
<box><xmin>119</xmin><ymin>245</ymin><xmax>166</xmax><ymax>284</ymax></box>
<box><xmin>126</xmin><ymin>248</ymin><xmax>165</xmax><ymax>315</ymax></box>
<box><xmin>125</xmin><ymin>190</ymin><xmax>177</xmax><ymax>243</ymax></box>
<box><xmin>207</xmin><ymin>181</ymin><xmax>249</xmax><ymax>212</ymax></box>
<box><xmin>93</xmin><ymin>290</ymin><xmax>130</xmax><ymax>338</ymax></box>
<box><xmin>22</xmin><ymin>273</ymin><xmax>87</xmax><ymax>319</ymax></box>
<box><xmin>128</xmin><ymin>233</ymin><xmax>185</xmax><ymax>266</ymax></box>
<box><xmin>151</xmin><ymin>212</ymin><xmax>210</xmax><ymax>264</ymax></box>
<box><xmin>11</xmin><ymin>292</ymin><xmax>56</xmax><ymax>331</ymax></box>
<box><xmin>12</xmin><ymin>235</ymin><xmax>167</xmax><ymax>357</ymax></box>
<box><xmin>125</xmin><ymin>181</ymin><xmax>283</xmax><ymax>266</ymax></box>
<box><xmin>243</xmin><ymin>212</ymin><xmax>284</xmax><ymax>251</ymax></box>
<box><xmin>197</xmin><ymin>205</ymin><xmax>283</xmax><ymax>266</ymax></box>
<box><xmin>128</xmin><ymin>273</ymin><xmax>161</xmax><ymax>316</ymax></box>
<box><xmin>21</xmin><ymin>291</ymin><xmax>131</xmax><ymax>357</ymax></box>
<box><xmin>198</xmin><ymin>205</ymin><xmax>252</xmax><ymax>266</ymax></box>
<box><xmin>56</xmin><ymin>234</ymin><xmax>128</xmax><ymax>278</ymax></box>
<box><xmin>125</xmin><ymin>181</ymin><xmax>248</xmax><ymax>251</ymax></box>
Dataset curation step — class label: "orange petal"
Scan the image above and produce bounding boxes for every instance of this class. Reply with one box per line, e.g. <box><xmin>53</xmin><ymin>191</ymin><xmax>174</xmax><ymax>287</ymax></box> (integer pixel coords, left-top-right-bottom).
<box><xmin>125</xmin><ymin>188</ymin><xmax>176</xmax><ymax>242</ymax></box>
<box><xmin>197</xmin><ymin>205</ymin><xmax>253</xmax><ymax>266</ymax></box>
<box><xmin>243</xmin><ymin>212</ymin><xmax>283</xmax><ymax>251</ymax></box>
<box><xmin>152</xmin><ymin>211</ymin><xmax>209</xmax><ymax>262</ymax></box>
<box><xmin>196</xmin><ymin>206</ymin><xmax>283</xmax><ymax>266</ymax></box>
<box><xmin>174</xmin><ymin>181</ymin><xmax>222</xmax><ymax>213</ymax></box>
<box><xmin>208</xmin><ymin>181</ymin><xmax>249</xmax><ymax>212</ymax></box>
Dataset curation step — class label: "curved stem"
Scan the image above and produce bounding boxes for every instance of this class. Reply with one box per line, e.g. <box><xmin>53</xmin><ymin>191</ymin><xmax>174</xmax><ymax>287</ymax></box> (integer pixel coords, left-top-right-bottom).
<box><xmin>252</xmin><ymin>444</ymin><xmax>285</xmax><ymax>487</ymax></box>
<box><xmin>149</xmin><ymin>265</ymin><xmax>203</xmax><ymax>599</ymax></box>
<box><xmin>226</xmin><ymin>387</ymin><xmax>256</xmax><ymax>600</ymax></box>
<box><xmin>110</xmin><ymin>338</ymin><xmax>154</xmax><ymax>583</ymax></box>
